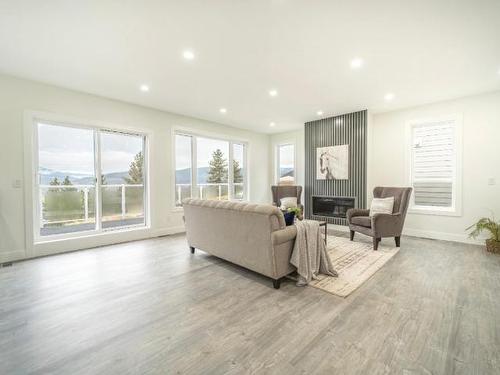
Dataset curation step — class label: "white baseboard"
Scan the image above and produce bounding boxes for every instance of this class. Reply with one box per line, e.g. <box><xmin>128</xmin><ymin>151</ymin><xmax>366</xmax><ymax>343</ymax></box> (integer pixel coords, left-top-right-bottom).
<box><xmin>326</xmin><ymin>222</ymin><xmax>483</xmax><ymax>246</ymax></box>
<box><xmin>149</xmin><ymin>226</ymin><xmax>186</xmax><ymax>237</ymax></box>
<box><xmin>0</xmin><ymin>249</ymin><xmax>26</xmax><ymax>264</ymax></box>
<box><xmin>6</xmin><ymin>225</ymin><xmax>187</xmax><ymax>263</ymax></box>
<box><xmin>403</xmin><ymin>227</ymin><xmax>483</xmax><ymax>245</ymax></box>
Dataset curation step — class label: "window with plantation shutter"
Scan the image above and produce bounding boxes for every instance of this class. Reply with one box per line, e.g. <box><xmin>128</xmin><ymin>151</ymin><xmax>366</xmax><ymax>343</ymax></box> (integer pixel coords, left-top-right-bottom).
<box><xmin>409</xmin><ymin>116</ymin><xmax>461</xmax><ymax>215</ymax></box>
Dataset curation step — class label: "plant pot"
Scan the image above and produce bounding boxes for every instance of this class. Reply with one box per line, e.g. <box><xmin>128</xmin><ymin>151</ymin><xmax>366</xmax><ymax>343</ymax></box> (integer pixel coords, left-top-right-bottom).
<box><xmin>283</xmin><ymin>211</ymin><xmax>296</xmax><ymax>226</ymax></box>
<box><xmin>486</xmin><ymin>239</ymin><xmax>500</xmax><ymax>254</ymax></box>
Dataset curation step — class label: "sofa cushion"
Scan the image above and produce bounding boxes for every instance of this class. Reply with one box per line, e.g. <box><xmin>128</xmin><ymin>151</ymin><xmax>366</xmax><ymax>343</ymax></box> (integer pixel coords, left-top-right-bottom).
<box><xmin>351</xmin><ymin>216</ymin><xmax>371</xmax><ymax>228</ymax></box>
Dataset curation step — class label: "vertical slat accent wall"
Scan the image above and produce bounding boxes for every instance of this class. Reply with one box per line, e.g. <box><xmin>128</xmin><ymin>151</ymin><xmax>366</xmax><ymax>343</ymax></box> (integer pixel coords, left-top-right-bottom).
<box><xmin>305</xmin><ymin>110</ymin><xmax>367</xmax><ymax>226</ymax></box>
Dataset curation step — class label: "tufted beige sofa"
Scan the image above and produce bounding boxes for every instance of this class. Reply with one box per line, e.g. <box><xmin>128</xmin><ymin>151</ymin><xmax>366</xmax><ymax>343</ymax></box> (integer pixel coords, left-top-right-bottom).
<box><xmin>182</xmin><ymin>199</ymin><xmax>297</xmax><ymax>288</ymax></box>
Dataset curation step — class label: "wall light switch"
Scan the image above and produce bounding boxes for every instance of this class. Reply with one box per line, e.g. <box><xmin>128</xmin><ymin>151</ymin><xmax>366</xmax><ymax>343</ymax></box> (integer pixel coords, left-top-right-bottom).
<box><xmin>12</xmin><ymin>179</ymin><xmax>22</xmax><ymax>188</ymax></box>
<box><xmin>488</xmin><ymin>177</ymin><xmax>496</xmax><ymax>186</ymax></box>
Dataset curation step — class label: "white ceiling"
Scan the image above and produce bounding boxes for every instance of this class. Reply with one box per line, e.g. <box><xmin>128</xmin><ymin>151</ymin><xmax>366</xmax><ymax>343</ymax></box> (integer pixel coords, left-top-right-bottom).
<box><xmin>1</xmin><ymin>0</ymin><xmax>499</xmax><ymax>133</ymax></box>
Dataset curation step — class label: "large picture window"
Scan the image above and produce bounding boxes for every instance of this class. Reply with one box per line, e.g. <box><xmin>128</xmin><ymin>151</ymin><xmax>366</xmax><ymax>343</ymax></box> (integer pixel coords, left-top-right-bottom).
<box><xmin>174</xmin><ymin>132</ymin><xmax>247</xmax><ymax>206</ymax></box>
<box><xmin>100</xmin><ymin>131</ymin><xmax>146</xmax><ymax>229</ymax></box>
<box><xmin>197</xmin><ymin>137</ymin><xmax>229</xmax><ymax>200</ymax></box>
<box><xmin>35</xmin><ymin>121</ymin><xmax>147</xmax><ymax>240</ymax></box>
<box><xmin>408</xmin><ymin>116</ymin><xmax>461</xmax><ymax>215</ymax></box>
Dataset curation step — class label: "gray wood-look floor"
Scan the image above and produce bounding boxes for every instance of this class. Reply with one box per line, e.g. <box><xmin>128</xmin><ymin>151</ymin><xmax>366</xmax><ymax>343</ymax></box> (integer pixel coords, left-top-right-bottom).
<box><xmin>1</xmin><ymin>233</ymin><xmax>499</xmax><ymax>375</ymax></box>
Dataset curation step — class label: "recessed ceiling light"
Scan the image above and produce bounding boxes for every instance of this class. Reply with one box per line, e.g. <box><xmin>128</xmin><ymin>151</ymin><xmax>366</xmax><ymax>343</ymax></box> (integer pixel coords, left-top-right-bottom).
<box><xmin>350</xmin><ymin>58</ymin><xmax>364</xmax><ymax>69</ymax></box>
<box><xmin>219</xmin><ymin>108</ymin><xmax>227</xmax><ymax>114</ymax></box>
<box><xmin>183</xmin><ymin>50</ymin><xmax>195</xmax><ymax>60</ymax></box>
<box><xmin>269</xmin><ymin>122</ymin><xmax>276</xmax><ymax>127</ymax></box>
<box><xmin>384</xmin><ymin>92</ymin><xmax>395</xmax><ymax>101</ymax></box>
<box><xmin>269</xmin><ymin>89</ymin><xmax>278</xmax><ymax>97</ymax></box>
<box><xmin>140</xmin><ymin>84</ymin><xmax>150</xmax><ymax>92</ymax></box>
<box><xmin>317</xmin><ymin>110</ymin><xmax>324</xmax><ymax>116</ymax></box>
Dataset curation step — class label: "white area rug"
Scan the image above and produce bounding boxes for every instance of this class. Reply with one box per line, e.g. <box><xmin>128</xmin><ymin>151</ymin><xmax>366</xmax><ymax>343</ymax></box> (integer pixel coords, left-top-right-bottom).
<box><xmin>309</xmin><ymin>236</ymin><xmax>399</xmax><ymax>297</ymax></box>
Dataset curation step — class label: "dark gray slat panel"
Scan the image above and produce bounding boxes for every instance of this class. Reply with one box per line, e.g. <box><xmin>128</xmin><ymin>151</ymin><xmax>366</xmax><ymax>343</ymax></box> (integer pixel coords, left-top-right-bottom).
<box><xmin>304</xmin><ymin>110</ymin><xmax>367</xmax><ymax>226</ymax></box>
<box><xmin>350</xmin><ymin>113</ymin><xmax>355</xmax><ymax>210</ymax></box>
<box><xmin>362</xmin><ymin>111</ymin><xmax>365</xmax><ymax>206</ymax></box>
<box><xmin>357</xmin><ymin>115</ymin><xmax>360</xmax><ymax>209</ymax></box>
<box><xmin>305</xmin><ymin>122</ymin><xmax>311</xmax><ymax>219</ymax></box>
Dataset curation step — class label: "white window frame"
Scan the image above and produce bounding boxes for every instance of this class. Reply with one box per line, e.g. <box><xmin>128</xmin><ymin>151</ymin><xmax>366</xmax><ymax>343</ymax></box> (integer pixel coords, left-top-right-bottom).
<box><xmin>28</xmin><ymin>114</ymin><xmax>150</xmax><ymax>244</ymax></box>
<box><xmin>405</xmin><ymin>114</ymin><xmax>462</xmax><ymax>217</ymax></box>
<box><xmin>172</xmin><ymin>128</ymin><xmax>248</xmax><ymax>209</ymax></box>
<box><xmin>276</xmin><ymin>142</ymin><xmax>296</xmax><ymax>184</ymax></box>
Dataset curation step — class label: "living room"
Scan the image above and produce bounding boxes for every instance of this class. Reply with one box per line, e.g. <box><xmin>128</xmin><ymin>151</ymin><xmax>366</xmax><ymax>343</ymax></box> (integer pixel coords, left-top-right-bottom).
<box><xmin>1</xmin><ymin>1</ymin><xmax>499</xmax><ymax>374</ymax></box>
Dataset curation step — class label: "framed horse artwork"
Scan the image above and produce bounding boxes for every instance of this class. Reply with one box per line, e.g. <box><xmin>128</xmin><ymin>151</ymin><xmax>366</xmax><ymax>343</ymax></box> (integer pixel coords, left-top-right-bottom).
<box><xmin>316</xmin><ymin>145</ymin><xmax>349</xmax><ymax>180</ymax></box>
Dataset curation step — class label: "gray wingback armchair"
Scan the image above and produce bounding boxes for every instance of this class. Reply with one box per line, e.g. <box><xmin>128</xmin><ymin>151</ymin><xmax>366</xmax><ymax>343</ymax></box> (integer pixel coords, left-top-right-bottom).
<box><xmin>347</xmin><ymin>187</ymin><xmax>412</xmax><ymax>250</ymax></box>
<box><xmin>271</xmin><ymin>185</ymin><xmax>303</xmax><ymax>218</ymax></box>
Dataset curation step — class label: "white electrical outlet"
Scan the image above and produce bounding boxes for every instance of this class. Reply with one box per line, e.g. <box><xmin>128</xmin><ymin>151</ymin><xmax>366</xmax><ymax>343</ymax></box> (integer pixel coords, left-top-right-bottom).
<box><xmin>12</xmin><ymin>179</ymin><xmax>22</xmax><ymax>188</ymax></box>
<box><xmin>488</xmin><ymin>177</ymin><xmax>496</xmax><ymax>186</ymax></box>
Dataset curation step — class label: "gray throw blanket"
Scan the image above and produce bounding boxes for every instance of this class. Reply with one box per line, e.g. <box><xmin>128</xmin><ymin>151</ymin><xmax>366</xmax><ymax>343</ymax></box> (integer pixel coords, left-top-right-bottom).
<box><xmin>290</xmin><ymin>220</ymin><xmax>338</xmax><ymax>286</ymax></box>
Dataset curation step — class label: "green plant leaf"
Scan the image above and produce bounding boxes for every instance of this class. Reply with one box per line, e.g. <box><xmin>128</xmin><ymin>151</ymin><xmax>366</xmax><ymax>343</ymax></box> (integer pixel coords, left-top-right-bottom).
<box><xmin>466</xmin><ymin>216</ymin><xmax>500</xmax><ymax>241</ymax></box>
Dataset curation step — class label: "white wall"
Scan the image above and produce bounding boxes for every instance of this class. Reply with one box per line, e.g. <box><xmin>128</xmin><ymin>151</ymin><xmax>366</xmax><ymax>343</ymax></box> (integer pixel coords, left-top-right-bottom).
<box><xmin>2</xmin><ymin>73</ymin><xmax>496</xmax><ymax>262</ymax></box>
<box><xmin>370</xmin><ymin>91</ymin><xmax>500</xmax><ymax>243</ymax></box>
<box><xmin>271</xmin><ymin>91</ymin><xmax>500</xmax><ymax>244</ymax></box>
<box><xmin>0</xmin><ymin>74</ymin><xmax>271</xmax><ymax>262</ymax></box>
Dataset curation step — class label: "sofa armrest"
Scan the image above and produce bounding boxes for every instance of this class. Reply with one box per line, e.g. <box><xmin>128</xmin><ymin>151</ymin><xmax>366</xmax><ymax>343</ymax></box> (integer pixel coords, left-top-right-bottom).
<box><xmin>272</xmin><ymin>225</ymin><xmax>297</xmax><ymax>245</ymax></box>
<box><xmin>371</xmin><ymin>213</ymin><xmax>402</xmax><ymax>236</ymax></box>
<box><xmin>346</xmin><ymin>208</ymin><xmax>370</xmax><ymax>222</ymax></box>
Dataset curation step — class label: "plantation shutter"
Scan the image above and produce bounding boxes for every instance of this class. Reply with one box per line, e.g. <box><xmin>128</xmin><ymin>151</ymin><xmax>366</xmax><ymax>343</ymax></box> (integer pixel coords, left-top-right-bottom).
<box><xmin>411</xmin><ymin>120</ymin><xmax>455</xmax><ymax>207</ymax></box>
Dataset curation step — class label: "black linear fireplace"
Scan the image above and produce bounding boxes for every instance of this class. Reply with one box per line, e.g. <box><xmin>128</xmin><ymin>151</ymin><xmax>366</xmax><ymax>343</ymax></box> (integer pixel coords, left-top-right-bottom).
<box><xmin>312</xmin><ymin>196</ymin><xmax>355</xmax><ymax>219</ymax></box>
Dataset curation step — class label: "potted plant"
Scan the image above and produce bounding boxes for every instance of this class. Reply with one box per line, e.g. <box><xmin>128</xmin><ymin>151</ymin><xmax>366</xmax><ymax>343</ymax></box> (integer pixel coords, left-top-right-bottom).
<box><xmin>466</xmin><ymin>215</ymin><xmax>500</xmax><ymax>254</ymax></box>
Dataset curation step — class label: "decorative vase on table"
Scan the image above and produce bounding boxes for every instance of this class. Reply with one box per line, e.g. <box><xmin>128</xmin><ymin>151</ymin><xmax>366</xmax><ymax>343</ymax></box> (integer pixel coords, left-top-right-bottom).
<box><xmin>283</xmin><ymin>211</ymin><xmax>296</xmax><ymax>226</ymax></box>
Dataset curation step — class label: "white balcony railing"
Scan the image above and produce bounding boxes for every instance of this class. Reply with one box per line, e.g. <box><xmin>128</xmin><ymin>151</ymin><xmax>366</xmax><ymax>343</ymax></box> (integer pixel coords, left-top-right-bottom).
<box><xmin>175</xmin><ymin>183</ymin><xmax>244</xmax><ymax>205</ymax></box>
<box><xmin>39</xmin><ymin>184</ymin><xmax>144</xmax><ymax>225</ymax></box>
<box><xmin>39</xmin><ymin>183</ymin><xmax>244</xmax><ymax>227</ymax></box>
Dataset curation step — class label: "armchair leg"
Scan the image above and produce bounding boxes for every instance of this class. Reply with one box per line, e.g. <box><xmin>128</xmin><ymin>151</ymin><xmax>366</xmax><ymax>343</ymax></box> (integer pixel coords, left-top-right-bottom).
<box><xmin>350</xmin><ymin>230</ymin><xmax>355</xmax><ymax>241</ymax></box>
<box><xmin>373</xmin><ymin>237</ymin><xmax>381</xmax><ymax>251</ymax></box>
<box><xmin>273</xmin><ymin>278</ymin><xmax>282</xmax><ymax>289</ymax></box>
<box><xmin>190</xmin><ymin>246</ymin><xmax>195</xmax><ymax>254</ymax></box>
<box><xmin>395</xmin><ymin>236</ymin><xmax>401</xmax><ymax>247</ymax></box>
